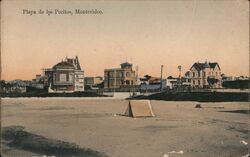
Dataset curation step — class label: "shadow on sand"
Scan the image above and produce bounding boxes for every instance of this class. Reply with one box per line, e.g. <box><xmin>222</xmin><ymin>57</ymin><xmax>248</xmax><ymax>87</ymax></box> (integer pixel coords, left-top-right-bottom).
<box><xmin>219</xmin><ymin>110</ymin><xmax>250</xmax><ymax>115</ymax></box>
<box><xmin>2</xmin><ymin>126</ymin><xmax>109</xmax><ymax>157</ymax></box>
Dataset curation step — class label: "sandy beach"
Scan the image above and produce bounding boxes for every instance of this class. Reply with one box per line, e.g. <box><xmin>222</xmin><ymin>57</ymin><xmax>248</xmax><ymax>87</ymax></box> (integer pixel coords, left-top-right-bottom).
<box><xmin>1</xmin><ymin>98</ymin><xmax>249</xmax><ymax>157</ymax></box>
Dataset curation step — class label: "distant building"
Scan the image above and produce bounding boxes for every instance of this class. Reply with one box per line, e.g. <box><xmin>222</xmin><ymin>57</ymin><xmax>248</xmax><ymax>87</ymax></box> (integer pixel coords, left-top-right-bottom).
<box><xmin>44</xmin><ymin>56</ymin><xmax>84</xmax><ymax>93</ymax></box>
<box><xmin>7</xmin><ymin>80</ymin><xmax>32</xmax><ymax>87</ymax></box>
<box><xmin>140</xmin><ymin>76</ymin><xmax>161</xmax><ymax>85</ymax></box>
<box><xmin>181</xmin><ymin>72</ymin><xmax>192</xmax><ymax>87</ymax></box>
<box><xmin>221</xmin><ymin>74</ymin><xmax>234</xmax><ymax>82</ymax></box>
<box><xmin>166</xmin><ymin>78</ymin><xmax>177</xmax><ymax>89</ymax></box>
<box><xmin>31</xmin><ymin>74</ymin><xmax>44</xmax><ymax>89</ymax></box>
<box><xmin>189</xmin><ymin>61</ymin><xmax>222</xmax><ymax>88</ymax></box>
<box><xmin>35</xmin><ymin>75</ymin><xmax>42</xmax><ymax>82</ymax></box>
<box><xmin>0</xmin><ymin>80</ymin><xmax>31</xmax><ymax>93</ymax></box>
<box><xmin>139</xmin><ymin>75</ymin><xmax>167</xmax><ymax>92</ymax></box>
<box><xmin>84</xmin><ymin>76</ymin><xmax>103</xmax><ymax>89</ymax></box>
<box><xmin>104</xmin><ymin>62</ymin><xmax>136</xmax><ymax>89</ymax></box>
<box><xmin>234</xmin><ymin>76</ymin><xmax>249</xmax><ymax>80</ymax></box>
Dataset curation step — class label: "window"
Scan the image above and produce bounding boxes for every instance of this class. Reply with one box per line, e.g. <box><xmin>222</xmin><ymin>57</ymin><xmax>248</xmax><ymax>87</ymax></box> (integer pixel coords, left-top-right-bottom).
<box><xmin>59</xmin><ymin>74</ymin><xmax>67</xmax><ymax>82</ymax></box>
<box><xmin>203</xmin><ymin>71</ymin><xmax>206</xmax><ymax>77</ymax></box>
<box><xmin>198</xmin><ymin>71</ymin><xmax>201</xmax><ymax>77</ymax></box>
<box><xmin>198</xmin><ymin>80</ymin><xmax>200</xmax><ymax>85</ymax></box>
<box><xmin>193</xmin><ymin>72</ymin><xmax>195</xmax><ymax>77</ymax></box>
<box><xmin>193</xmin><ymin>80</ymin><xmax>195</xmax><ymax>84</ymax></box>
<box><xmin>69</xmin><ymin>74</ymin><xmax>73</xmax><ymax>82</ymax></box>
<box><xmin>110</xmin><ymin>72</ymin><xmax>113</xmax><ymax>77</ymax></box>
<box><xmin>126</xmin><ymin>72</ymin><xmax>130</xmax><ymax>77</ymax></box>
<box><xmin>105</xmin><ymin>72</ymin><xmax>108</xmax><ymax>77</ymax></box>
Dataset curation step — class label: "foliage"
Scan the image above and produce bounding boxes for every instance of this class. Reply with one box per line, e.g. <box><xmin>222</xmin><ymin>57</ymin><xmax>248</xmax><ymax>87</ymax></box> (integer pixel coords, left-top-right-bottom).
<box><xmin>144</xmin><ymin>75</ymin><xmax>152</xmax><ymax>80</ymax></box>
<box><xmin>222</xmin><ymin>80</ymin><xmax>249</xmax><ymax>89</ymax></box>
<box><xmin>207</xmin><ymin>77</ymin><xmax>219</xmax><ymax>87</ymax></box>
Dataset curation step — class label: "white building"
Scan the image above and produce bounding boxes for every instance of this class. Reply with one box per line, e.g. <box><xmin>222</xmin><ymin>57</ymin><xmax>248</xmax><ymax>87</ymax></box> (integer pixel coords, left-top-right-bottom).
<box><xmin>189</xmin><ymin>61</ymin><xmax>222</xmax><ymax>88</ymax></box>
<box><xmin>166</xmin><ymin>78</ymin><xmax>177</xmax><ymax>89</ymax></box>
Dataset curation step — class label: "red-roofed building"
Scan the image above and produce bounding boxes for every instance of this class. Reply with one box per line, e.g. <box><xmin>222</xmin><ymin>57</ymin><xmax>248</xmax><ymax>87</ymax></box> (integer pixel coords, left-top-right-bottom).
<box><xmin>44</xmin><ymin>56</ymin><xmax>84</xmax><ymax>93</ymax></box>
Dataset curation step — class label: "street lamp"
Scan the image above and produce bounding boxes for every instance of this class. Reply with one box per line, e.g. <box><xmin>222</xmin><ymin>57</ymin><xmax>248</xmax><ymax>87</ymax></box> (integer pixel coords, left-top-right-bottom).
<box><xmin>178</xmin><ymin>65</ymin><xmax>182</xmax><ymax>86</ymax></box>
<box><xmin>160</xmin><ymin>65</ymin><xmax>163</xmax><ymax>91</ymax></box>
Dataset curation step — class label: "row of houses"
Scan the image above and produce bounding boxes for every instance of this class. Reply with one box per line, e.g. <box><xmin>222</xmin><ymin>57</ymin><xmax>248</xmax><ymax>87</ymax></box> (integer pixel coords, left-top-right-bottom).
<box><xmin>4</xmin><ymin>56</ymin><xmax>249</xmax><ymax>94</ymax></box>
<box><xmin>34</xmin><ymin>56</ymin><xmax>222</xmax><ymax>93</ymax></box>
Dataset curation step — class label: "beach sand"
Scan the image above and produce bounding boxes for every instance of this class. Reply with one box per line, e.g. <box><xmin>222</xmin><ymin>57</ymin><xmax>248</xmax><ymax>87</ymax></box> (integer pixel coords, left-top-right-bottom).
<box><xmin>1</xmin><ymin>98</ymin><xmax>249</xmax><ymax>157</ymax></box>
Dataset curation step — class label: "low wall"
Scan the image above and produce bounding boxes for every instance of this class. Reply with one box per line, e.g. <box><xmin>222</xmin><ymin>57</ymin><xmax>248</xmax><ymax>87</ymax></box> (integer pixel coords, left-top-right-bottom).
<box><xmin>132</xmin><ymin>91</ymin><xmax>249</xmax><ymax>102</ymax></box>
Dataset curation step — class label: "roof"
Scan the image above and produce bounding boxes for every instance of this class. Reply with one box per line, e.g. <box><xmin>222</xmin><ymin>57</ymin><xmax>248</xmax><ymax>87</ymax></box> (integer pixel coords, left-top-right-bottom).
<box><xmin>52</xmin><ymin>61</ymin><xmax>75</xmax><ymax>69</ymax></box>
<box><xmin>66</xmin><ymin>57</ymin><xmax>81</xmax><ymax>70</ymax></box>
<box><xmin>120</xmin><ymin>62</ymin><xmax>132</xmax><ymax>66</ymax></box>
<box><xmin>209</xmin><ymin>63</ymin><xmax>220</xmax><ymax>69</ymax></box>
<box><xmin>190</xmin><ymin>62</ymin><xmax>220</xmax><ymax>71</ymax></box>
<box><xmin>104</xmin><ymin>68</ymin><xmax>122</xmax><ymax>71</ymax></box>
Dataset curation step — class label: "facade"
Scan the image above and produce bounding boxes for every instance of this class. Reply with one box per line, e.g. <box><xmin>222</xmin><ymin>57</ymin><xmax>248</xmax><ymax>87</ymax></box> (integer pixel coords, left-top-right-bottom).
<box><xmin>166</xmin><ymin>78</ymin><xmax>177</xmax><ymax>89</ymax></box>
<box><xmin>140</xmin><ymin>75</ymin><xmax>167</xmax><ymax>92</ymax></box>
<box><xmin>44</xmin><ymin>56</ymin><xmax>84</xmax><ymax>93</ymax></box>
<box><xmin>0</xmin><ymin>80</ymin><xmax>30</xmax><ymax>93</ymax></box>
<box><xmin>84</xmin><ymin>76</ymin><xmax>103</xmax><ymax>89</ymax></box>
<box><xmin>104</xmin><ymin>62</ymin><xmax>136</xmax><ymax>89</ymax></box>
<box><xmin>31</xmin><ymin>74</ymin><xmax>44</xmax><ymax>89</ymax></box>
<box><xmin>189</xmin><ymin>61</ymin><xmax>222</xmax><ymax>88</ymax></box>
<box><xmin>140</xmin><ymin>76</ymin><xmax>161</xmax><ymax>85</ymax></box>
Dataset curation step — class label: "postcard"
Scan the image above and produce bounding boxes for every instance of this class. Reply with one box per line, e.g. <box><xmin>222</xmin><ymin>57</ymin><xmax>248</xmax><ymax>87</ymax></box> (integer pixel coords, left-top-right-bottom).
<box><xmin>1</xmin><ymin>0</ymin><xmax>249</xmax><ymax>157</ymax></box>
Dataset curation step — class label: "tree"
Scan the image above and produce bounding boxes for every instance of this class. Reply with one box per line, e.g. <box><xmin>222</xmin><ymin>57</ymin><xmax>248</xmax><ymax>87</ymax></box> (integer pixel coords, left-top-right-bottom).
<box><xmin>207</xmin><ymin>77</ymin><xmax>219</xmax><ymax>88</ymax></box>
<box><xmin>222</xmin><ymin>80</ymin><xmax>249</xmax><ymax>89</ymax></box>
<box><xmin>167</xmin><ymin>76</ymin><xmax>174</xmax><ymax>79</ymax></box>
<box><xmin>144</xmin><ymin>75</ymin><xmax>152</xmax><ymax>80</ymax></box>
<box><xmin>0</xmin><ymin>80</ymin><xmax>6</xmax><ymax>88</ymax></box>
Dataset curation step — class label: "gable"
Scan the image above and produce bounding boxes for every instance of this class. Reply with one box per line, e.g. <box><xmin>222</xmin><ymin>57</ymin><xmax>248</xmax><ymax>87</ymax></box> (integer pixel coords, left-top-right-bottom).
<box><xmin>190</xmin><ymin>66</ymin><xmax>197</xmax><ymax>71</ymax></box>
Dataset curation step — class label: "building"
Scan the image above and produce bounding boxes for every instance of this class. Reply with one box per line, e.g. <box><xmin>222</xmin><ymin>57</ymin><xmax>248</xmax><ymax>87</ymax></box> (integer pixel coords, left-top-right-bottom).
<box><xmin>139</xmin><ymin>75</ymin><xmax>167</xmax><ymax>92</ymax></box>
<box><xmin>84</xmin><ymin>76</ymin><xmax>103</xmax><ymax>89</ymax></box>
<box><xmin>189</xmin><ymin>61</ymin><xmax>222</xmax><ymax>88</ymax></box>
<box><xmin>104</xmin><ymin>62</ymin><xmax>136</xmax><ymax>89</ymax></box>
<box><xmin>140</xmin><ymin>75</ymin><xmax>161</xmax><ymax>85</ymax></box>
<box><xmin>166</xmin><ymin>78</ymin><xmax>178</xmax><ymax>89</ymax></box>
<box><xmin>31</xmin><ymin>74</ymin><xmax>44</xmax><ymax>89</ymax></box>
<box><xmin>44</xmin><ymin>56</ymin><xmax>84</xmax><ymax>93</ymax></box>
<box><xmin>0</xmin><ymin>80</ymin><xmax>30</xmax><ymax>93</ymax></box>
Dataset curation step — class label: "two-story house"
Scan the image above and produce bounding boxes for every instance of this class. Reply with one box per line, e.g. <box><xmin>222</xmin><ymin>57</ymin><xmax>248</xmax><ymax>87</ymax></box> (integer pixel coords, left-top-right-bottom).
<box><xmin>44</xmin><ymin>56</ymin><xmax>84</xmax><ymax>93</ymax></box>
<box><xmin>189</xmin><ymin>61</ymin><xmax>222</xmax><ymax>88</ymax></box>
<box><xmin>104</xmin><ymin>62</ymin><xmax>136</xmax><ymax>89</ymax></box>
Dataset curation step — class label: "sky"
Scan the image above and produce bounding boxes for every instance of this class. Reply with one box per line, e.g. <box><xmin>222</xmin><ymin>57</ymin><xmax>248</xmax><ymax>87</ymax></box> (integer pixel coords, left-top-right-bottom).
<box><xmin>1</xmin><ymin>0</ymin><xmax>249</xmax><ymax>80</ymax></box>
